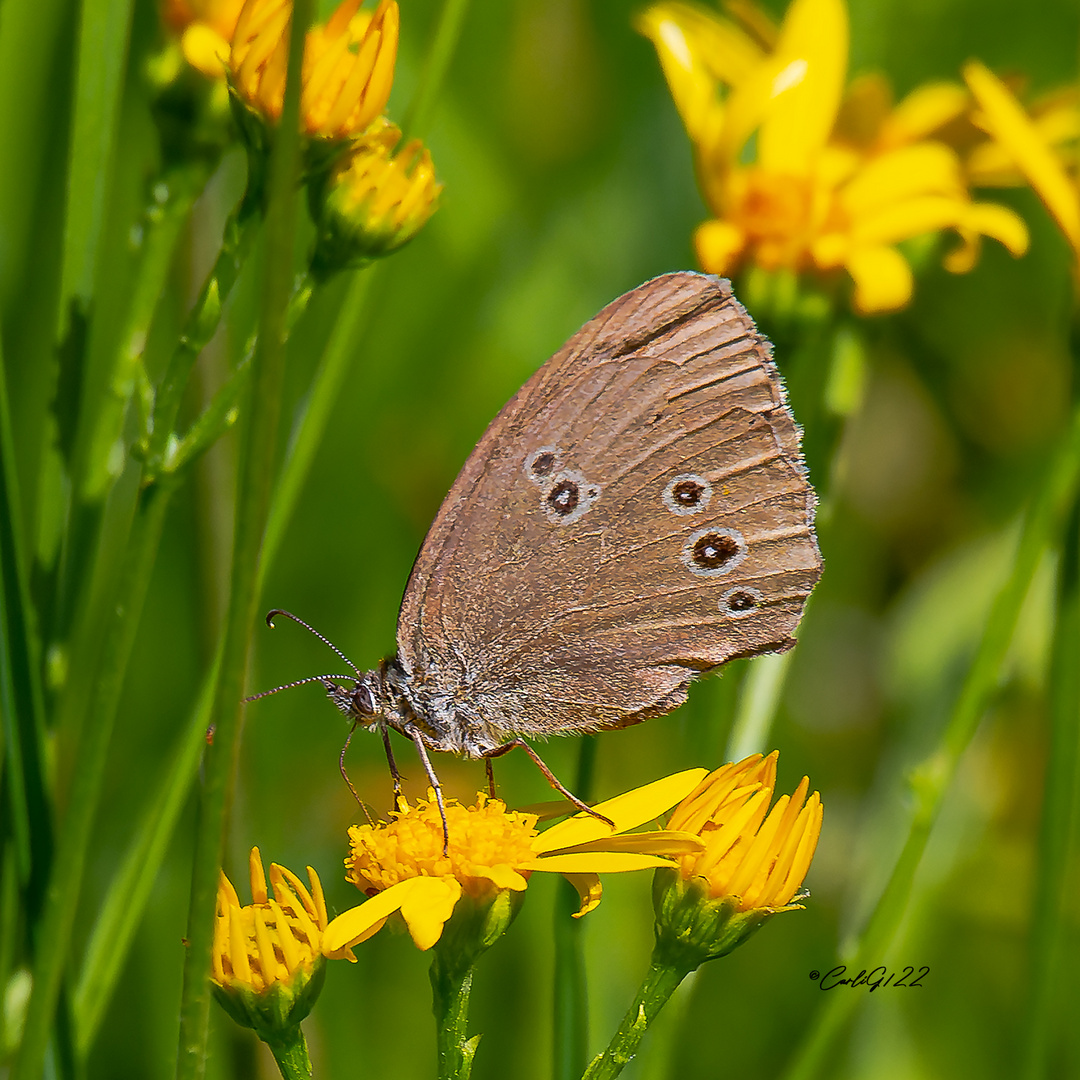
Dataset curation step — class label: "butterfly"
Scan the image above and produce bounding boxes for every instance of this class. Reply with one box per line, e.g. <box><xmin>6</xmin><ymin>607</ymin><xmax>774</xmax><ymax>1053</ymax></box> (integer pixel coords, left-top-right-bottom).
<box><xmin>259</xmin><ymin>272</ymin><xmax>821</xmax><ymax>823</ymax></box>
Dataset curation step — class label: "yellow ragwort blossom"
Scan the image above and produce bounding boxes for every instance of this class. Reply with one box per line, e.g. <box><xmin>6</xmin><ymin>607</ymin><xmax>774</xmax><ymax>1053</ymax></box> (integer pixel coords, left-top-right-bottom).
<box><xmin>164</xmin><ymin>0</ymin><xmax>246</xmax><ymax>79</ymax></box>
<box><xmin>229</xmin><ymin>0</ymin><xmax>398</xmax><ymax>139</ymax></box>
<box><xmin>637</xmin><ymin>0</ymin><xmax>1029</xmax><ymax>314</ymax></box>
<box><xmin>652</xmin><ymin>752</ymin><xmax>822</xmax><ymax>960</ymax></box>
<box><xmin>323</xmin><ymin>771</ymin><xmax>708</xmax><ymax>953</ymax></box>
<box><xmin>314</xmin><ymin>119</ymin><xmax>442</xmax><ymax>268</ymax></box>
<box><xmin>964</xmin><ymin>61</ymin><xmax>1080</xmax><ymax>267</ymax></box>
<box><xmin>211</xmin><ymin>849</ymin><xmax>354</xmax><ymax>1040</ymax></box>
<box><xmin>667</xmin><ymin>752</ymin><xmax>821</xmax><ymax>909</ymax></box>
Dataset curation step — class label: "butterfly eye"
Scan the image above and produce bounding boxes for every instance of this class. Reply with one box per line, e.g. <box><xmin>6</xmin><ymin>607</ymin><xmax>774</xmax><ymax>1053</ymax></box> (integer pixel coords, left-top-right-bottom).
<box><xmin>663</xmin><ymin>473</ymin><xmax>713</xmax><ymax>515</ymax></box>
<box><xmin>682</xmin><ymin>527</ymin><xmax>746</xmax><ymax>576</ymax></box>
<box><xmin>720</xmin><ymin>586</ymin><xmax>763</xmax><ymax>617</ymax></box>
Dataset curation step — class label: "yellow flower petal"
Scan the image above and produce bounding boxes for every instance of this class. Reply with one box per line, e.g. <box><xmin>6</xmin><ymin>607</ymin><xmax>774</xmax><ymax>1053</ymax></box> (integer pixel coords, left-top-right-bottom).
<box><xmin>756</xmin><ymin>0</ymin><xmax>848</xmax><ymax>174</ymax></box>
<box><xmin>878</xmin><ymin>81</ymin><xmax>969</xmax><ymax>147</ymax></box>
<box><xmin>961</xmin><ymin>201</ymin><xmax>1029</xmax><ymax>256</ymax></box>
<box><xmin>180</xmin><ymin>24</ymin><xmax>231</xmax><ymax>79</ymax></box>
<box><xmin>635</xmin><ymin>7</ymin><xmax>726</xmax><ymax>149</ymax></box>
<box><xmin>518</xmin><ymin>852</ymin><xmax>678</xmax><ymax>874</ymax></box>
<box><xmin>840</xmin><ymin>142</ymin><xmax>964</xmax><ymax>219</ymax></box>
<box><xmin>849</xmin><ymin>194</ymin><xmax>967</xmax><ymax>246</ymax></box>
<box><xmin>533</xmin><ymin>768</ymin><xmax>708</xmax><ymax>853</ymax></box>
<box><xmin>475</xmin><ymin>864</ymin><xmax>530</xmax><ymax>891</ymax></box>
<box><xmin>399</xmin><ymin>876</ymin><xmax>462</xmax><ymax>951</ymax></box>
<box><xmin>695</xmin><ymin>219</ymin><xmax>747</xmax><ymax>274</ymax></box>
<box><xmin>844</xmin><ymin>244</ymin><xmax>913</xmax><ymax>314</ymax></box>
<box><xmin>963</xmin><ymin>60</ymin><xmax>1080</xmax><ymax>261</ymax></box>
<box><xmin>324</xmin><ymin>877</ymin><xmax>424</xmax><ymax>952</ymax></box>
<box><xmin>562</xmin><ymin>873</ymin><xmax>602</xmax><ymax>918</ymax></box>
<box><xmin>538</xmin><ymin>830</ymin><xmax>704</xmax><ymax>858</ymax></box>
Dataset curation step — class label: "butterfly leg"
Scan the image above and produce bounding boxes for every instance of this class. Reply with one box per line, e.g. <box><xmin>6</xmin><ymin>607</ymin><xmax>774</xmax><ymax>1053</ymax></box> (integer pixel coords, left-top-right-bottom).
<box><xmin>404</xmin><ymin>723</ymin><xmax>450</xmax><ymax>853</ymax></box>
<box><xmin>485</xmin><ymin>758</ymin><xmax>496</xmax><ymax>798</ymax></box>
<box><xmin>482</xmin><ymin>740</ymin><xmax>613</xmax><ymax>828</ymax></box>
<box><xmin>338</xmin><ymin>720</ymin><xmax>374</xmax><ymax>824</ymax></box>
<box><xmin>380</xmin><ymin>723</ymin><xmax>405</xmax><ymax>809</ymax></box>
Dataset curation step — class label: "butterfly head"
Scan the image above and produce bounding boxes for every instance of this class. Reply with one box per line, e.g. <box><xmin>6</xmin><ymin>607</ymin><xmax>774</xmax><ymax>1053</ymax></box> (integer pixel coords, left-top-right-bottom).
<box><xmin>322</xmin><ymin>674</ymin><xmax>380</xmax><ymax>722</ymax></box>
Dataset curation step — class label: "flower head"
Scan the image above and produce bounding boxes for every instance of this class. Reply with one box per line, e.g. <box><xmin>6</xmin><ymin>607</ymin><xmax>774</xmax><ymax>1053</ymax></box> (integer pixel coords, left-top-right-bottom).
<box><xmin>637</xmin><ymin>0</ymin><xmax>1028</xmax><ymax>313</ymax></box>
<box><xmin>229</xmin><ymin>0</ymin><xmax>398</xmax><ymax>140</ymax></box>
<box><xmin>653</xmin><ymin>752</ymin><xmax>823</xmax><ymax>964</ymax></box>
<box><xmin>311</xmin><ymin>120</ymin><xmax>441</xmax><ymax>271</ymax></box>
<box><xmin>324</xmin><ymin>771</ymin><xmax>708</xmax><ymax>955</ymax></box>
<box><xmin>211</xmin><ymin>848</ymin><xmax>354</xmax><ymax>1043</ymax></box>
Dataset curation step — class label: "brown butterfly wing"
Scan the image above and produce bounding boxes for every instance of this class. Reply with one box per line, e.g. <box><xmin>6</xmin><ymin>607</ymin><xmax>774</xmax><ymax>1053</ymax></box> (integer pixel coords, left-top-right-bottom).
<box><xmin>394</xmin><ymin>272</ymin><xmax>821</xmax><ymax>755</ymax></box>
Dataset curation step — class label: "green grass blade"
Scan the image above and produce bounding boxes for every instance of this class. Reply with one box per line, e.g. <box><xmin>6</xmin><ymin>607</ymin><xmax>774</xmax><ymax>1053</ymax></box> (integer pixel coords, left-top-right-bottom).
<box><xmin>1022</xmin><ymin>495</ymin><xmax>1080</xmax><ymax>1080</ymax></box>
<box><xmin>57</xmin><ymin>0</ymin><xmax>136</xmax><ymax>338</ymax></box>
<box><xmin>13</xmin><ymin>477</ymin><xmax>174</xmax><ymax>1080</ymax></box>
<box><xmin>402</xmin><ymin>0</ymin><xmax>473</xmax><ymax>140</ymax></box>
<box><xmin>553</xmin><ymin>736</ymin><xmax>597</xmax><ymax>1080</ymax></box>
<box><xmin>73</xmin><ymin>668</ymin><xmax>214</xmax><ymax>1057</ymax></box>
<box><xmin>781</xmin><ymin>401</ymin><xmax>1080</xmax><ymax>1080</ymax></box>
<box><xmin>0</xmin><ymin>332</ymin><xmax>51</xmax><ymax>922</ymax></box>
<box><xmin>175</xmin><ymin>1</ymin><xmax>314</xmax><ymax>1071</ymax></box>
<box><xmin>261</xmin><ymin>267</ymin><xmax>375</xmax><ymax>573</ymax></box>
<box><xmin>725</xmin><ymin>651</ymin><xmax>793</xmax><ymax>762</ymax></box>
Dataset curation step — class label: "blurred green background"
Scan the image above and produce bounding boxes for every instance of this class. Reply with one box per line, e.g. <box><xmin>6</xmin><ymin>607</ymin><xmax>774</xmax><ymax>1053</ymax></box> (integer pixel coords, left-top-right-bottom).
<box><xmin>2</xmin><ymin>0</ymin><xmax>1079</xmax><ymax>1077</ymax></box>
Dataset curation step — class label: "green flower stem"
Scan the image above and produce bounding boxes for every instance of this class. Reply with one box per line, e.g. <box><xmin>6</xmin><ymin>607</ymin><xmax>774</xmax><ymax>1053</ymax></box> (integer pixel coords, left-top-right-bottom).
<box><xmin>267</xmin><ymin>1030</ymin><xmax>314</xmax><ymax>1080</ymax></box>
<box><xmin>582</xmin><ymin>956</ymin><xmax>693</xmax><ymax>1080</ymax></box>
<box><xmin>430</xmin><ymin>953</ymin><xmax>479</xmax><ymax>1080</ymax></box>
<box><xmin>144</xmin><ymin>188</ymin><xmax>263</xmax><ymax>477</ymax></box>
<box><xmin>80</xmin><ymin>162</ymin><xmax>212</xmax><ymax>502</ymax></box>
<box><xmin>13</xmin><ymin>478</ymin><xmax>174</xmax><ymax>1080</ymax></box>
<box><xmin>1022</xmin><ymin>493</ymin><xmax>1080</xmax><ymax>1080</ymax></box>
<box><xmin>175</xmin><ymin>0</ymin><xmax>312</xmax><ymax>1073</ymax></box>
<box><xmin>781</xmin><ymin>400</ymin><xmax>1080</xmax><ymax>1080</ymax></box>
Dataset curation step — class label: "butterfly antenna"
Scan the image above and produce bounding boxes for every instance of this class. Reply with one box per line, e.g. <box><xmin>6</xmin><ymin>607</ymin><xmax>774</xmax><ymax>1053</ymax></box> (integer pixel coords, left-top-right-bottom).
<box><xmin>243</xmin><ymin>674</ymin><xmax>356</xmax><ymax>703</ymax></box>
<box><xmin>265</xmin><ymin>609</ymin><xmax>364</xmax><ymax>680</ymax></box>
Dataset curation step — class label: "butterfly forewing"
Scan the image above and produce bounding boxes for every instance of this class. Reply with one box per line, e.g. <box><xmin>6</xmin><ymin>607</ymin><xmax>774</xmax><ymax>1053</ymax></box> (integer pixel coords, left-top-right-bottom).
<box><xmin>395</xmin><ymin>272</ymin><xmax>821</xmax><ymax>753</ymax></box>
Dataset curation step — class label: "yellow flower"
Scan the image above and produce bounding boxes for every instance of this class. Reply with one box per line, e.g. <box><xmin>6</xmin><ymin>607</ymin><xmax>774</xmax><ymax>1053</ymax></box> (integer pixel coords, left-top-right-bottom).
<box><xmin>652</xmin><ymin>752</ymin><xmax>822</xmax><ymax>962</ymax></box>
<box><xmin>964</xmin><ymin>61</ymin><xmax>1080</xmax><ymax>266</ymax></box>
<box><xmin>324</xmin><ymin>771</ymin><xmax>708</xmax><ymax>953</ymax></box>
<box><xmin>312</xmin><ymin>119</ymin><xmax>442</xmax><ymax>270</ymax></box>
<box><xmin>211</xmin><ymin>848</ymin><xmax>354</xmax><ymax>1041</ymax></box>
<box><xmin>230</xmin><ymin>0</ymin><xmax>398</xmax><ymax>139</ymax></box>
<box><xmin>668</xmin><ymin>752</ymin><xmax>821</xmax><ymax>908</ymax></box>
<box><xmin>637</xmin><ymin>0</ymin><xmax>1028</xmax><ymax>314</ymax></box>
<box><xmin>164</xmin><ymin>0</ymin><xmax>246</xmax><ymax>79</ymax></box>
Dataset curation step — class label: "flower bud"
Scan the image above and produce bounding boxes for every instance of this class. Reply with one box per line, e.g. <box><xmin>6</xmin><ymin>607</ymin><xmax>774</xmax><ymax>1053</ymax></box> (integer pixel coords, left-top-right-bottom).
<box><xmin>311</xmin><ymin>121</ymin><xmax>441</xmax><ymax>272</ymax></box>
